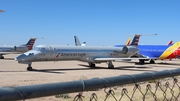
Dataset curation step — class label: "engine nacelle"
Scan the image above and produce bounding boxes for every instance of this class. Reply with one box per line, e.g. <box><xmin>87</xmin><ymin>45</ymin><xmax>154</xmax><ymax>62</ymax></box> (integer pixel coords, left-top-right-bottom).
<box><xmin>14</xmin><ymin>46</ymin><xmax>28</xmax><ymax>52</ymax></box>
<box><xmin>122</xmin><ymin>46</ymin><xmax>139</xmax><ymax>56</ymax></box>
<box><xmin>14</xmin><ymin>46</ymin><xmax>17</xmax><ymax>50</ymax></box>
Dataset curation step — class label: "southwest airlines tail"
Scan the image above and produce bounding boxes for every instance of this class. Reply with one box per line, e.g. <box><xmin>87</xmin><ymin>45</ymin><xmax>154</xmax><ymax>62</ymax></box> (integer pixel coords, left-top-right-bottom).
<box><xmin>25</xmin><ymin>38</ymin><xmax>36</xmax><ymax>50</ymax></box>
<box><xmin>167</xmin><ymin>40</ymin><xmax>173</xmax><ymax>45</ymax></box>
<box><xmin>126</xmin><ymin>38</ymin><xmax>131</xmax><ymax>45</ymax></box>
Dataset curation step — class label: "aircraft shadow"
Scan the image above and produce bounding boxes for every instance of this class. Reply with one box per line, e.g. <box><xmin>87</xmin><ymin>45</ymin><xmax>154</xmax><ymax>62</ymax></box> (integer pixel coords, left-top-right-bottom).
<box><xmin>156</xmin><ymin>62</ymin><xmax>180</xmax><ymax>66</ymax></box>
<box><xmin>2</xmin><ymin>58</ymin><xmax>15</xmax><ymax>60</ymax></box>
<box><xmin>117</xmin><ymin>66</ymin><xmax>154</xmax><ymax>72</ymax></box>
<box><xmin>31</xmin><ymin>66</ymin><xmax>100</xmax><ymax>74</ymax></box>
<box><xmin>78</xmin><ymin>64</ymin><xmax>154</xmax><ymax>72</ymax></box>
<box><xmin>0</xmin><ymin>69</ymin><xmax>64</xmax><ymax>74</ymax></box>
<box><xmin>30</xmin><ymin>69</ymin><xmax>65</xmax><ymax>74</ymax></box>
<box><xmin>0</xmin><ymin>71</ymin><xmax>27</xmax><ymax>72</ymax></box>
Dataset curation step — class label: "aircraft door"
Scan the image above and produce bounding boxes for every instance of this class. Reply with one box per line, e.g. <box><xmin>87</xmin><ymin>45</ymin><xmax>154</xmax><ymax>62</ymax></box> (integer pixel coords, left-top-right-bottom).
<box><xmin>38</xmin><ymin>47</ymin><xmax>47</xmax><ymax>60</ymax></box>
<box><xmin>45</xmin><ymin>46</ymin><xmax>55</xmax><ymax>60</ymax></box>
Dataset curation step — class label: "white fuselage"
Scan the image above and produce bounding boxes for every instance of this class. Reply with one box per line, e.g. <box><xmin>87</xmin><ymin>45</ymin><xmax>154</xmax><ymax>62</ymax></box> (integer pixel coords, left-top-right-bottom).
<box><xmin>15</xmin><ymin>45</ymin><xmax>139</xmax><ymax>63</ymax></box>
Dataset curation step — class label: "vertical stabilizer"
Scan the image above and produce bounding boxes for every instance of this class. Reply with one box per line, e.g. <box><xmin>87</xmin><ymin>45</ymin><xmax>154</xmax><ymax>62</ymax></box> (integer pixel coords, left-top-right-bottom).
<box><xmin>167</xmin><ymin>40</ymin><xmax>173</xmax><ymax>45</ymax></box>
<box><xmin>26</xmin><ymin>38</ymin><xmax>36</xmax><ymax>50</ymax></box>
<box><xmin>126</xmin><ymin>38</ymin><xmax>131</xmax><ymax>45</ymax></box>
<box><xmin>130</xmin><ymin>34</ymin><xmax>141</xmax><ymax>46</ymax></box>
<box><xmin>74</xmin><ymin>36</ymin><xmax>81</xmax><ymax>46</ymax></box>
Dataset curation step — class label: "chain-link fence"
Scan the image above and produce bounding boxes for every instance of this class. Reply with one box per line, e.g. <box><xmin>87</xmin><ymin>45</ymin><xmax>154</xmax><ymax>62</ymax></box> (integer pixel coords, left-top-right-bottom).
<box><xmin>71</xmin><ymin>77</ymin><xmax>180</xmax><ymax>101</ymax></box>
<box><xmin>1</xmin><ymin>69</ymin><xmax>180</xmax><ymax>101</ymax></box>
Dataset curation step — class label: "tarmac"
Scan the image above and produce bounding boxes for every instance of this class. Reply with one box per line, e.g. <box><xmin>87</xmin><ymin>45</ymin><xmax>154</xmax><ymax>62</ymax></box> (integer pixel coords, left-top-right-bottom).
<box><xmin>0</xmin><ymin>54</ymin><xmax>180</xmax><ymax>101</ymax></box>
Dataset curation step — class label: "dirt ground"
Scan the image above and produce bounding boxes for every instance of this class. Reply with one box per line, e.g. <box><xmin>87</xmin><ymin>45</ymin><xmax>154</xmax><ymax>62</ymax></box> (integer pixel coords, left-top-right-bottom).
<box><xmin>0</xmin><ymin>54</ymin><xmax>180</xmax><ymax>101</ymax></box>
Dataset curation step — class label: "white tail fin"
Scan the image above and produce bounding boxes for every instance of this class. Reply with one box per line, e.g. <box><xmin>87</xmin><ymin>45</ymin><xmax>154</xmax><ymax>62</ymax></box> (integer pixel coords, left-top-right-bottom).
<box><xmin>74</xmin><ymin>36</ymin><xmax>86</xmax><ymax>46</ymax></box>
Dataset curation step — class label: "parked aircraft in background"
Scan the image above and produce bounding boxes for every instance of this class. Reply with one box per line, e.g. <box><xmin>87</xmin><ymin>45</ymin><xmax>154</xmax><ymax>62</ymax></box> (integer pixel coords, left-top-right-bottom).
<box><xmin>74</xmin><ymin>36</ymin><xmax>86</xmax><ymax>46</ymax></box>
<box><xmin>0</xmin><ymin>38</ymin><xmax>36</xmax><ymax>59</ymax></box>
<box><xmin>125</xmin><ymin>38</ymin><xmax>131</xmax><ymax>45</ymax></box>
<box><xmin>0</xmin><ymin>10</ymin><xmax>4</xmax><ymax>13</ymax></box>
<box><xmin>115</xmin><ymin>34</ymin><xmax>180</xmax><ymax>64</ymax></box>
<box><xmin>15</xmin><ymin>45</ymin><xmax>139</xmax><ymax>71</ymax></box>
<box><xmin>167</xmin><ymin>40</ymin><xmax>173</xmax><ymax>45</ymax></box>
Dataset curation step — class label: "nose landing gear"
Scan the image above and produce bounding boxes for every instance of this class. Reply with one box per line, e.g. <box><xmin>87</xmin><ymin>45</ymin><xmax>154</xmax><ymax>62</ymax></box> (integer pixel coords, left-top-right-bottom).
<box><xmin>0</xmin><ymin>55</ymin><xmax>4</xmax><ymax>59</ymax></box>
<box><xmin>27</xmin><ymin>64</ymin><xmax>33</xmax><ymax>71</ymax></box>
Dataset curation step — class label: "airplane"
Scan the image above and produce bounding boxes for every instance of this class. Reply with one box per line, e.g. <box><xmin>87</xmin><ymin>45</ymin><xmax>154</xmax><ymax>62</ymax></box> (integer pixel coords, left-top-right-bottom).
<box><xmin>0</xmin><ymin>38</ymin><xmax>36</xmax><ymax>59</ymax></box>
<box><xmin>0</xmin><ymin>10</ymin><xmax>4</xmax><ymax>13</ymax></box>
<box><xmin>115</xmin><ymin>34</ymin><xmax>180</xmax><ymax>64</ymax></box>
<box><xmin>167</xmin><ymin>40</ymin><xmax>173</xmax><ymax>45</ymax></box>
<box><xmin>125</xmin><ymin>38</ymin><xmax>131</xmax><ymax>45</ymax></box>
<box><xmin>74</xmin><ymin>36</ymin><xmax>86</xmax><ymax>46</ymax></box>
<box><xmin>15</xmin><ymin>45</ymin><xmax>139</xmax><ymax>71</ymax></box>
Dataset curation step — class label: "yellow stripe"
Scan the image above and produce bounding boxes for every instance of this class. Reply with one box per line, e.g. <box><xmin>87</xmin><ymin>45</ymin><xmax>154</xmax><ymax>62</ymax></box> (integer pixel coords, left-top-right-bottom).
<box><xmin>159</xmin><ymin>42</ymin><xmax>180</xmax><ymax>59</ymax></box>
<box><xmin>126</xmin><ymin>38</ymin><xmax>131</xmax><ymax>45</ymax></box>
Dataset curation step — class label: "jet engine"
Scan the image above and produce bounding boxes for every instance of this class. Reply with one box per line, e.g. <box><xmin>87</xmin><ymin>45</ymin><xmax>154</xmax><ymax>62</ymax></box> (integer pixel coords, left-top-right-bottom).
<box><xmin>122</xmin><ymin>46</ymin><xmax>139</xmax><ymax>56</ymax></box>
<box><xmin>14</xmin><ymin>46</ymin><xmax>28</xmax><ymax>52</ymax></box>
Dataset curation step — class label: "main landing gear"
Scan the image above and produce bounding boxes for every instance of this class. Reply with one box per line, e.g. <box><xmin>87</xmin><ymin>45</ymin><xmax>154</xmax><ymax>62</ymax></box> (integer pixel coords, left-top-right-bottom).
<box><xmin>150</xmin><ymin>59</ymin><xmax>155</xmax><ymax>64</ymax></box>
<box><xmin>138</xmin><ymin>59</ymin><xmax>155</xmax><ymax>64</ymax></box>
<box><xmin>0</xmin><ymin>55</ymin><xmax>4</xmax><ymax>59</ymax></box>
<box><xmin>139</xmin><ymin>59</ymin><xmax>145</xmax><ymax>64</ymax></box>
<box><xmin>88</xmin><ymin>62</ymin><xmax>96</xmax><ymax>68</ymax></box>
<box><xmin>88</xmin><ymin>61</ymin><xmax>114</xmax><ymax>69</ymax></box>
<box><xmin>107</xmin><ymin>61</ymin><xmax>114</xmax><ymax>69</ymax></box>
<box><xmin>27</xmin><ymin>64</ymin><xmax>33</xmax><ymax>71</ymax></box>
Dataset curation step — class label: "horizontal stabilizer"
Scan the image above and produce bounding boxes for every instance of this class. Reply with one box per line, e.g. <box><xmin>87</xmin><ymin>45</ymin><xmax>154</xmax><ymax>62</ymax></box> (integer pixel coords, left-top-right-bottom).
<box><xmin>0</xmin><ymin>52</ymin><xmax>21</xmax><ymax>55</ymax></box>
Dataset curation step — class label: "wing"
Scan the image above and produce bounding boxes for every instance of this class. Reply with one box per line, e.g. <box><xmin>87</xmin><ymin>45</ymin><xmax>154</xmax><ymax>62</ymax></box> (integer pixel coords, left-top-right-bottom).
<box><xmin>0</xmin><ymin>52</ymin><xmax>21</xmax><ymax>54</ymax></box>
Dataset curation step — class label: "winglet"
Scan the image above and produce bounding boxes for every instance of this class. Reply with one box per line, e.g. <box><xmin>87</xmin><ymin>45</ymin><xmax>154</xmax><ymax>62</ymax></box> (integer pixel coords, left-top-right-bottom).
<box><xmin>26</xmin><ymin>38</ymin><xmax>36</xmax><ymax>50</ymax></box>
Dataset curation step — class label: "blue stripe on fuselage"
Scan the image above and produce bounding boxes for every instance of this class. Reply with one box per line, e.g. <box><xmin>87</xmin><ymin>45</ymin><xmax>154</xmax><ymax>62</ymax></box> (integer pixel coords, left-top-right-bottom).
<box><xmin>114</xmin><ymin>45</ymin><xmax>170</xmax><ymax>58</ymax></box>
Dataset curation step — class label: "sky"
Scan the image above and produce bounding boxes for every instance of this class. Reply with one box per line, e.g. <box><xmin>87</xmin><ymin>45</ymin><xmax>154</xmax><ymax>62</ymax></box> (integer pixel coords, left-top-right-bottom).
<box><xmin>0</xmin><ymin>0</ymin><xmax>180</xmax><ymax>46</ymax></box>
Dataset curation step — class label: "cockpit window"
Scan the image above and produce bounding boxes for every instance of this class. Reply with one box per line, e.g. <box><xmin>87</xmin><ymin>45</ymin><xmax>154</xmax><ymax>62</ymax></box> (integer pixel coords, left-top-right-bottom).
<box><xmin>40</xmin><ymin>48</ymin><xmax>46</xmax><ymax>52</ymax></box>
<box><xmin>33</xmin><ymin>47</ymin><xmax>46</xmax><ymax>52</ymax></box>
<box><xmin>29</xmin><ymin>53</ymin><xmax>34</xmax><ymax>55</ymax></box>
<box><xmin>34</xmin><ymin>47</ymin><xmax>40</xmax><ymax>51</ymax></box>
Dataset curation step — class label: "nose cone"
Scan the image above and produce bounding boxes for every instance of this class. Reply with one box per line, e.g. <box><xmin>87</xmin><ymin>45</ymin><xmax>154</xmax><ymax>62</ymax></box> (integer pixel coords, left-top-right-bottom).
<box><xmin>15</xmin><ymin>53</ymin><xmax>27</xmax><ymax>62</ymax></box>
<box><xmin>15</xmin><ymin>52</ymin><xmax>36</xmax><ymax>62</ymax></box>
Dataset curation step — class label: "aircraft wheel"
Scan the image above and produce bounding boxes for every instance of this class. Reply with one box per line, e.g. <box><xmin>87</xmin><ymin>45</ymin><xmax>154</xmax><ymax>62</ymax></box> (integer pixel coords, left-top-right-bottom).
<box><xmin>89</xmin><ymin>63</ymin><xmax>96</xmax><ymax>68</ymax></box>
<box><xmin>150</xmin><ymin>59</ymin><xmax>155</xmax><ymax>64</ymax></box>
<box><xmin>139</xmin><ymin>59</ymin><xmax>145</xmax><ymax>64</ymax></box>
<box><xmin>0</xmin><ymin>56</ymin><xmax>4</xmax><ymax>59</ymax></box>
<box><xmin>108</xmin><ymin>65</ymin><xmax>114</xmax><ymax>69</ymax></box>
<box><xmin>90</xmin><ymin>64</ymin><xmax>95</xmax><ymax>67</ymax></box>
<box><xmin>27</xmin><ymin>67</ymin><xmax>33</xmax><ymax>71</ymax></box>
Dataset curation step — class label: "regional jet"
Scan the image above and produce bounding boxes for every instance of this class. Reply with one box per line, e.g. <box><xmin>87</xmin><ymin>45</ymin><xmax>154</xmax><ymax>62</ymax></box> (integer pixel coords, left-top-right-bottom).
<box><xmin>0</xmin><ymin>38</ymin><xmax>36</xmax><ymax>59</ymax></box>
<box><xmin>15</xmin><ymin>45</ymin><xmax>139</xmax><ymax>71</ymax></box>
